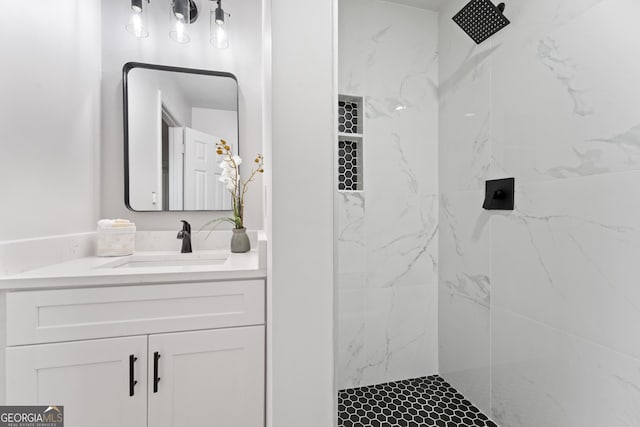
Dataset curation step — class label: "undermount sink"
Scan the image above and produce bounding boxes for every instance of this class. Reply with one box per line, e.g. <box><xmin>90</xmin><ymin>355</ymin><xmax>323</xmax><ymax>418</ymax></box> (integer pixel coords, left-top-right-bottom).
<box><xmin>98</xmin><ymin>253</ymin><xmax>229</xmax><ymax>269</ymax></box>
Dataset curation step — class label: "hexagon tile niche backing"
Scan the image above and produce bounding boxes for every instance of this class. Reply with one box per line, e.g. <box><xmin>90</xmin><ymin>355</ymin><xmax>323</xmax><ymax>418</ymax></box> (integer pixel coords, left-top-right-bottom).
<box><xmin>338</xmin><ymin>375</ymin><xmax>499</xmax><ymax>427</ymax></box>
<box><xmin>338</xmin><ymin>95</ymin><xmax>364</xmax><ymax>192</ymax></box>
<box><xmin>338</xmin><ymin>139</ymin><xmax>361</xmax><ymax>191</ymax></box>
<box><xmin>339</xmin><ymin>98</ymin><xmax>360</xmax><ymax>134</ymax></box>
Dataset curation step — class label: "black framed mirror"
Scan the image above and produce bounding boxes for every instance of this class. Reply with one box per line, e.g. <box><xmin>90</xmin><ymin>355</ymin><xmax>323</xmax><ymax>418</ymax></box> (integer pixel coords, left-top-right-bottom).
<box><xmin>123</xmin><ymin>62</ymin><xmax>239</xmax><ymax>212</ymax></box>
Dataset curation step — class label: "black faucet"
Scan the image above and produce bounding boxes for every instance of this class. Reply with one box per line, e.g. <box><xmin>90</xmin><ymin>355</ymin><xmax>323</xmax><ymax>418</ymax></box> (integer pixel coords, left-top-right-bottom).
<box><xmin>177</xmin><ymin>220</ymin><xmax>192</xmax><ymax>253</ymax></box>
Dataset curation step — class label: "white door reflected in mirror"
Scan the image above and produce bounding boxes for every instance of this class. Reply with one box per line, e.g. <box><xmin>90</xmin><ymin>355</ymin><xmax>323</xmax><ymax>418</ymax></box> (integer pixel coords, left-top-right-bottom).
<box><xmin>124</xmin><ymin>63</ymin><xmax>238</xmax><ymax>212</ymax></box>
<box><xmin>182</xmin><ymin>127</ymin><xmax>231</xmax><ymax>210</ymax></box>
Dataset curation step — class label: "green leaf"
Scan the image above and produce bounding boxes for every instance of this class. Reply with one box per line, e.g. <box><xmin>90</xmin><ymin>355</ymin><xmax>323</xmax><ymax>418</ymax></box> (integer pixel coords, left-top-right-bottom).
<box><xmin>199</xmin><ymin>217</ymin><xmax>236</xmax><ymax>239</ymax></box>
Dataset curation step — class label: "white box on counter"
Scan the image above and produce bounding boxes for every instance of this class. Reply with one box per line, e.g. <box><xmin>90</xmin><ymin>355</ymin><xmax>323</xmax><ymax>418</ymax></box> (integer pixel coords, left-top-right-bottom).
<box><xmin>96</xmin><ymin>220</ymin><xmax>136</xmax><ymax>257</ymax></box>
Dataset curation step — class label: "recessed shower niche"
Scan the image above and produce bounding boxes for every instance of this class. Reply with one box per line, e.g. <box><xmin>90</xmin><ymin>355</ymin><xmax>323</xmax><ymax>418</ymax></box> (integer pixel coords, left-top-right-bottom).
<box><xmin>338</xmin><ymin>95</ymin><xmax>361</xmax><ymax>134</ymax></box>
<box><xmin>337</xmin><ymin>95</ymin><xmax>363</xmax><ymax>191</ymax></box>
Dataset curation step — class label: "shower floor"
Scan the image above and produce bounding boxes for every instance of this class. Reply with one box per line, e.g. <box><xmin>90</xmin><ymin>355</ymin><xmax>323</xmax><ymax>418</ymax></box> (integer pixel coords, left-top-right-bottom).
<box><xmin>338</xmin><ymin>375</ymin><xmax>498</xmax><ymax>427</ymax></box>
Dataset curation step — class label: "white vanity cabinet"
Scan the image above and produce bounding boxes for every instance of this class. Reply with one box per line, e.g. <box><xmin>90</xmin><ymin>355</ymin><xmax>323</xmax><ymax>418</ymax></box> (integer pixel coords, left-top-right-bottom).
<box><xmin>7</xmin><ymin>336</ymin><xmax>148</xmax><ymax>427</ymax></box>
<box><xmin>4</xmin><ymin>279</ymin><xmax>265</xmax><ymax>427</ymax></box>
<box><xmin>148</xmin><ymin>327</ymin><xmax>264</xmax><ymax>427</ymax></box>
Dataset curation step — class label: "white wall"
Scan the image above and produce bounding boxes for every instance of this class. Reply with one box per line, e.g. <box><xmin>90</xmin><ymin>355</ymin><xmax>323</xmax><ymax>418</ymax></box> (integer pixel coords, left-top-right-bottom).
<box><xmin>191</xmin><ymin>108</ymin><xmax>238</xmax><ymax>151</ymax></box>
<box><xmin>155</xmin><ymin>72</ymin><xmax>193</xmax><ymax>127</ymax></box>
<box><xmin>270</xmin><ymin>0</ymin><xmax>336</xmax><ymax>426</ymax></box>
<box><xmin>101</xmin><ymin>0</ymin><xmax>264</xmax><ymax>230</ymax></box>
<box><xmin>0</xmin><ymin>1</ymin><xmax>101</xmax><ymax>241</ymax></box>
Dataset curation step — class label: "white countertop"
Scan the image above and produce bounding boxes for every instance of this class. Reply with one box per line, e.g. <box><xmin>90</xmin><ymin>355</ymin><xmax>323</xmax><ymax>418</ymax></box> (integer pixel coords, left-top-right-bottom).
<box><xmin>0</xmin><ymin>246</ymin><xmax>266</xmax><ymax>291</ymax></box>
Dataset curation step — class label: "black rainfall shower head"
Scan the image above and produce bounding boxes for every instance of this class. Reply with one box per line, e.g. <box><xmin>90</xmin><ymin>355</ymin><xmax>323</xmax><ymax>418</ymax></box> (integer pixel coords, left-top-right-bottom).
<box><xmin>452</xmin><ymin>0</ymin><xmax>510</xmax><ymax>45</ymax></box>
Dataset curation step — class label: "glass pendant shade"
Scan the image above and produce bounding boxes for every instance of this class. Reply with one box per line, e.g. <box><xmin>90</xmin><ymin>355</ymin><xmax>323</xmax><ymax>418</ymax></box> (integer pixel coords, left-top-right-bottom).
<box><xmin>210</xmin><ymin>4</ymin><xmax>230</xmax><ymax>49</ymax></box>
<box><xmin>126</xmin><ymin>0</ymin><xmax>149</xmax><ymax>38</ymax></box>
<box><xmin>170</xmin><ymin>0</ymin><xmax>191</xmax><ymax>44</ymax></box>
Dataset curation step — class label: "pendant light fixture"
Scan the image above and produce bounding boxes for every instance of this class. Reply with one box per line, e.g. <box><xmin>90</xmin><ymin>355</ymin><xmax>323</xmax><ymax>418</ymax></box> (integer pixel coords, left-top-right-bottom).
<box><xmin>169</xmin><ymin>0</ymin><xmax>197</xmax><ymax>44</ymax></box>
<box><xmin>169</xmin><ymin>0</ymin><xmax>191</xmax><ymax>44</ymax></box>
<box><xmin>210</xmin><ymin>0</ymin><xmax>230</xmax><ymax>49</ymax></box>
<box><xmin>126</xmin><ymin>0</ymin><xmax>149</xmax><ymax>38</ymax></box>
<box><xmin>126</xmin><ymin>0</ymin><xmax>227</xmax><ymax>47</ymax></box>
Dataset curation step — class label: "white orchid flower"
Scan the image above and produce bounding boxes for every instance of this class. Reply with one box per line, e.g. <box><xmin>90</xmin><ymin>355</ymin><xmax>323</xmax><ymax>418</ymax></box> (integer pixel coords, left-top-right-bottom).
<box><xmin>219</xmin><ymin>155</ymin><xmax>242</xmax><ymax>170</ymax></box>
<box><xmin>220</xmin><ymin>168</ymin><xmax>234</xmax><ymax>178</ymax></box>
<box><xmin>207</xmin><ymin>140</ymin><xmax>263</xmax><ymax>234</ymax></box>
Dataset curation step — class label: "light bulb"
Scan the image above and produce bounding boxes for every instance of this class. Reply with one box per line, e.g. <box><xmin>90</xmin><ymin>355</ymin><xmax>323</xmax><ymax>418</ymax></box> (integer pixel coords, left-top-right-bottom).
<box><xmin>176</xmin><ymin>21</ymin><xmax>185</xmax><ymax>41</ymax></box>
<box><xmin>210</xmin><ymin>5</ymin><xmax>230</xmax><ymax>49</ymax></box>
<box><xmin>169</xmin><ymin>0</ymin><xmax>191</xmax><ymax>44</ymax></box>
<box><xmin>126</xmin><ymin>0</ymin><xmax>148</xmax><ymax>38</ymax></box>
<box><xmin>214</xmin><ymin>23</ymin><xmax>228</xmax><ymax>48</ymax></box>
<box><xmin>133</xmin><ymin>14</ymin><xmax>143</xmax><ymax>37</ymax></box>
<box><xmin>131</xmin><ymin>0</ymin><xmax>143</xmax><ymax>13</ymax></box>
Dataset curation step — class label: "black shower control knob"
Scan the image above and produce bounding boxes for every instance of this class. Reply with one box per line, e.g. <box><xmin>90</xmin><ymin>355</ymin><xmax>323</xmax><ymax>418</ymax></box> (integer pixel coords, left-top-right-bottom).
<box><xmin>482</xmin><ymin>178</ymin><xmax>514</xmax><ymax>210</ymax></box>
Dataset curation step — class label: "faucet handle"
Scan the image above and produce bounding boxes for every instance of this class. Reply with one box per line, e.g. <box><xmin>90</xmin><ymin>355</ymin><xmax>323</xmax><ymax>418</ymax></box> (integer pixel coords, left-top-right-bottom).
<box><xmin>178</xmin><ymin>221</ymin><xmax>193</xmax><ymax>253</ymax></box>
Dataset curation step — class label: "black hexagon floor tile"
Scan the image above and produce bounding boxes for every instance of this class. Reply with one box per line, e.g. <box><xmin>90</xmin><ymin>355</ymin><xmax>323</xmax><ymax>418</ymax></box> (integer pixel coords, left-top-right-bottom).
<box><xmin>338</xmin><ymin>375</ymin><xmax>499</xmax><ymax>427</ymax></box>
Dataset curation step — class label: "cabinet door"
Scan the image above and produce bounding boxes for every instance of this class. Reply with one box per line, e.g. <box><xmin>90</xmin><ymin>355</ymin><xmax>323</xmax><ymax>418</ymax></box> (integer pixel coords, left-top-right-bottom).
<box><xmin>6</xmin><ymin>336</ymin><xmax>147</xmax><ymax>427</ymax></box>
<box><xmin>148</xmin><ymin>326</ymin><xmax>265</xmax><ymax>427</ymax></box>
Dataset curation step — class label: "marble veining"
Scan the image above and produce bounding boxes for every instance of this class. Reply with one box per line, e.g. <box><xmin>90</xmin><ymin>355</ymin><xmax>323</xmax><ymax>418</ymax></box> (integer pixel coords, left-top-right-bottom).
<box><xmin>540</xmin><ymin>147</ymin><xmax>608</xmax><ymax>178</ymax></box>
<box><xmin>338</xmin><ymin>0</ymin><xmax>439</xmax><ymax>389</ymax></box>
<box><xmin>362</xmin><ymin>285</ymin><xmax>438</xmax><ymax>385</ymax></box>
<box><xmin>439</xmin><ymin>44</ymin><xmax>499</xmax><ymax>101</ymax></box>
<box><xmin>537</xmin><ymin>37</ymin><xmax>593</xmax><ymax>117</ymax></box>
<box><xmin>339</xmin><ymin>0</ymin><xmax>640</xmax><ymax>421</ymax></box>
<box><xmin>587</xmin><ymin>123</ymin><xmax>640</xmax><ymax>166</ymax></box>
<box><xmin>493</xmin><ymin>173</ymin><xmax>640</xmax><ymax>361</ymax></box>
<box><xmin>490</xmin><ymin>0</ymin><xmax>640</xmax><ymax>183</ymax></box>
<box><xmin>549</xmin><ymin>0</ymin><xmax>608</xmax><ymax>28</ymax></box>
<box><xmin>492</xmin><ymin>307</ymin><xmax>640</xmax><ymax>427</ymax></box>
<box><xmin>366</xmin><ymin>194</ymin><xmax>438</xmax><ymax>289</ymax></box>
<box><xmin>439</xmin><ymin>0</ymin><xmax>640</xmax><ymax>424</ymax></box>
<box><xmin>444</xmin><ymin>273</ymin><xmax>490</xmax><ymax>308</ymax></box>
<box><xmin>439</xmin><ymin>191</ymin><xmax>490</xmax><ymax>307</ymax></box>
<box><xmin>438</xmin><ymin>188</ymin><xmax>491</xmax><ymax>413</ymax></box>
<box><xmin>338</xmin><ymin>192</ymin><xmax>365</xmax><ymax>245</ymax></box>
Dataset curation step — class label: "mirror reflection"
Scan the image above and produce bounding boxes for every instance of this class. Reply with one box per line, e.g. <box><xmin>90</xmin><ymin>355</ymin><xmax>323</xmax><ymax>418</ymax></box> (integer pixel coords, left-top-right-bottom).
<box><xmin>124</xmin><ymin>63</ymin><xmax>238</xmax><ymax>211</ymax></box>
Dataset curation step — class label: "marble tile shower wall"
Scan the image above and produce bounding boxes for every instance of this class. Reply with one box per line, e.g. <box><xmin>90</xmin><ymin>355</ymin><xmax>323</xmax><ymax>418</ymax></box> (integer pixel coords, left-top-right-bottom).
<box><xmin>338</xmin><ymin>0</ymin><xmax>439</xmax><ymax>390</ymax></box>
<box><xmin>439</xmin><ymin>0</ymin><xmax>640</xmax><ymax>425</ymax></box>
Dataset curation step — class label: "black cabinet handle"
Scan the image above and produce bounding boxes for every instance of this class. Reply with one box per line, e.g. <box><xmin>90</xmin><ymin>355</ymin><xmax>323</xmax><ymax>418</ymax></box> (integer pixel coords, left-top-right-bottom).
<box><xmin>129</xmin><ymin>354</ymin><xmax>138</xmax><ymax>397</ymax></box>
<box><xmin>153</xmin><ymin>352</ymin><xmax>161</xmax><ymax>393</ymax></box>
